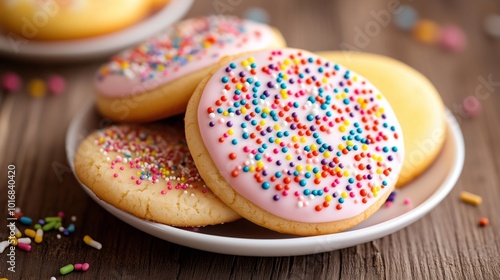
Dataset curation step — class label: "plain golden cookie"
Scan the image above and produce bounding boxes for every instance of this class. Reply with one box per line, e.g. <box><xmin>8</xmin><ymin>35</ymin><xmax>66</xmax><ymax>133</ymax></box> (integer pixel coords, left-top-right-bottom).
<box><xmin>317</xmin><ymin>51</ymin><xmax>446</xmax><ymax>187</ymax></box>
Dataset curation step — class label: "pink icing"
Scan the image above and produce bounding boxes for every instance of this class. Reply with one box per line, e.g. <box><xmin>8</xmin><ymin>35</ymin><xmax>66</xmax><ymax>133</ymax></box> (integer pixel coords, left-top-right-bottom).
<box><xmin>197</xmin><ymin>49</ymin><xmax>404</xmax><ymax>223</ymax></box>
<box><xmin>95</xmin><ymin>16</ymin><xmax>277</xmax><ymax>98</ymax></box>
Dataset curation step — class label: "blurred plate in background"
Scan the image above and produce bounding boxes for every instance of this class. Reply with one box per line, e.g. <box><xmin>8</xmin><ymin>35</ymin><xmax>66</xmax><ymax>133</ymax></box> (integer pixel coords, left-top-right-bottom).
<box><xmin>0</xmin><ymin>0</ymin><xmax>193</xmax><ymax>62</ymax></box>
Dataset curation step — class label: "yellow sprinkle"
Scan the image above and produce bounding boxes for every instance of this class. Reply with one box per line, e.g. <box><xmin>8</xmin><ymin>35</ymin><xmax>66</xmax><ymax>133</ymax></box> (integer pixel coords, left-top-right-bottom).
<box><xmin>362</xmin><ymin>144</ymin><xmax>368</xmax><ymax>150</ymax></box>
<box><xmin>286</xmin><ymin>154</ymin><xmax>292</xmax><ymax>160</ymax></box>
<box><xmin>323</xmin><ymin>151</ymin><xmax>331</xmax><ymax>158</ymax></box>
<box><xmin>335</xmin><ymin>95</ymin><xmax>341</xmax><ymax>100</ymax></box>
<box><xmin>376</xmin><ymin>169</ymin><xmax>382</xmax><ymax>174</ymax></box>
<box><xmin>310</xmin><ymin>144</ymin><xmax>317</xmax><ymax>151</ymax></box>
<box><xmin>99</xmin><ymin>137</ymin><xmax>105</xmax><ymax>144</ymax></box>
<box><xmin>228</xmin><ymin>129</ymin><xmax>234</xmax><ymax>135</ymax></box>
<box><xmin>339</xmin><ymin>126</ymin><xmax>346</xmax><ymax>132</ymax></box>
<box><xmin>283</xmin><ymin>74</ymin><xmax>289</xmax><ymax>80</ymax></box>
<box><xmin>300</xmin><ymin>137</ymin><xmax>306</xmax><ymax>143</ymax></box>
<box><xmin>341</xmin><ymin>93</ymin><xmax>347</xmax><ymax>98</ymax></box>
<box><xmin>306</xmin><ymin>165</ymin><xmax>312</xmax><ymax>171</ymax></box>
<box><xmin>353</xmin><ymin>76</ymin><xmax>358</xmax><ymax>82</ymax></box>
<box><xmin>343</xmin><ymin>120</ymin><xmax>350</xmax><ymax>125</ymax></box>
<box><xmin>284</xmin><ymin>59</ymin><xmax>291</xmax><ymax>65</ymax></box>
<box><xmin>376</xmin><ymin>94</ymin><xmax>382</xmax><ymax>99</ymax></box>
<box><xmin>341</xmin><ymin>192</ymin><xmax>348</xmax><ymax>198</ymax></box>
<box><xmin>280</xmin><ymin>64</ymin><xmax>286</xmax><ymax>71</ymax></box>
<box><xmin>347</xmin><ymin>140</ymin><xmax>354</xmax><ymax>146</ymax></box>
<box><xmin>322</xmin><ymin>77</ymin><xmax>328</xmax><ymax>83</ymax></box>
<box><xmin>248</xmin><ymin>57</ymin><xmax>255</xmax><ymax>63</ymax></box>
<box><xmin>120</xmin><ymin>62</ymin><xmax>129</xmax><ymax>68</ymax></box>
<box><xmin>361</xmin><ymin>103</ymin><xmax>367</xmax><ymax>109</ymax></box>
<box><xmin>241</xmin><ymin>107</ymin><xmax>247</xmax><ymax>114</ymax></box>
<box><xmin>203</xmin><ymin>42</ymin><xmax>211</xmax><ymax>48</ymax></box>
<box><xmin>236</xmin><ymin>84</ymin><xmax>242</xmax><ymax>90</ymax></box>
<box><xmin>260</xmin><ymin>120</ymin><xmax>266</xmax><ymax>125</ymax></box>
<box><xmin>241</xmin><ymin>60</ymin><xmax>249</xmax><ymax>67</ymax></box>
<box><xmin>24</xmin><ymin>229</ymin><xmax>36</xmax><ymax>238</ymax></box>
<box><xmin>335</xmin><ymin>167</ymin><xmax>341</xmax><ymax>172</ymax></box>
<box><xmin>275</xmin><ymin>138</ymin><xmax>281</xmax><ymax>144</ymax></box>
<box><xmin>460</xmin><ymin>191</ymin><xmax>482</xmax><ymax>206</ymax></box>
<box><xmin>34</xmin><ymin>229</ymin><xmax>43</xmax><ymax>243</ymax></box>
<box><xmin>263</xmin><ymin>108</ymin><xmax>270</xmax><ymax>114</ymax></box>
<box><xmin>223</xmin><ymin>111</ymin><xmax>229</xmax><ymax>116</ymax></box>
<box><xmin>343</xmin><ymin>171</ymin><xmax>349</xmax><ymax>177</ymax></box>
<box><xmin>293</xmin><ymin>58</ymin><xmax>300</xmax><ymax>64</ymax></box>
<box><xmin>292</xmin><ymin>136</ymin><xmax>298</xmax><ymax>142</ymax></box>
<box><xmin>325</xmin><ymin>195</ymin><xmax>332</xmax><ymax>202</ymax></box>
<box><xmin>315</xmin><ymin>173</ymin><xmax>321</xmax><ymax>178</ymax></box>
<box><xmin>157</xmin><ymin>64</ymin><xmax>164</xmax><ymax>71</ymax></box>
<box><xmin>338</xmin><ymin>144</ymin><xmax>345</xmax><ymax>150</ymax></box>
<box><xmin>296</xmin><ymin>165</ymin><xmax>303</xmax><ymax>171</ymax></box>
<box><xmin>249</xmin><ymin>166</ymin><xmax>255</xmax><ymax>172</ymax></box>
<box><xmin>257</xmin><ymin>161</ymin><xmax>264</xmax><ymax>168</ymax></box>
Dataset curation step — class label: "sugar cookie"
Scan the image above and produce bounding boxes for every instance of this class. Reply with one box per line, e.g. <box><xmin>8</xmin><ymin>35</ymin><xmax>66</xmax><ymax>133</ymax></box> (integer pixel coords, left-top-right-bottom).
<box><xmin>317</xmin><ymin>51</ymin><xmax>446</xmax><ymax>187</ymax></box>
<box><xmin>185</xmin><ymin>49</ymin><xmax>404</xmax><ymax>235</ymax></box>
<box><xmin>95</xmin><ymin>15</ymin><xmax>286</xmax><ymax>122</ymax></box>
<box><xmin>74</xmin><ymin>121</ymin><xmax>240</xmax><ymax>227</ymax></box>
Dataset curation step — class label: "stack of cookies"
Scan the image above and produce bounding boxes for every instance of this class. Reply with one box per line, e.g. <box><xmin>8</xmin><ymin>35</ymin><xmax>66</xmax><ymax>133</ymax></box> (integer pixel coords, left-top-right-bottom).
<box><xmin>74</xmin><ymin>15</ymin><xmax>446</xmax><ymax>236</ymax></box>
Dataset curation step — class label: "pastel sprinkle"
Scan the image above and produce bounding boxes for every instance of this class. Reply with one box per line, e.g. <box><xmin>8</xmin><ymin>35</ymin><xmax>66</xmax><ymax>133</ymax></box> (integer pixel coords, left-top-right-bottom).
<box><xmin>28</xmin><ymin>78</ymin><xmax>47</xmax><ymax>98</ymax></box>
<box><xmin>460</xmin><ymin>191</ymin><xmax>482</xmax><ymax>206</ymax></box>
<box><xmin>1</xmin><ymin>72</ymin><xmax>22</xmax><ymax>92</ymax></box>
<box><xmin>60</xmin><ymin>264</ymin><xmax>74</xmax><ymax>275</ymax></box>
<box><xmin>83</xmin><ymin>235</ymin><xmax>102</xmax><ymax>250</ymax></box>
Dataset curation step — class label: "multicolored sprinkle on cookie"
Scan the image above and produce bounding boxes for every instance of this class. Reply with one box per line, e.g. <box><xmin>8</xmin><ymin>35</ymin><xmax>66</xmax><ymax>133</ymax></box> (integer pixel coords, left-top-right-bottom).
<box><xmin>95</xmin><ymin>16</ymin><xmax>277</xmax><ymax>98</ymax></box>
<box><xmin>94</xmin><ymin>124</ymin><xmax>207</xmax><ymax>195</ymax></box>
<box><xmin>197</xmin><ymin>49</ymin><xmax>404</xmax><ymax>223</ymax></box>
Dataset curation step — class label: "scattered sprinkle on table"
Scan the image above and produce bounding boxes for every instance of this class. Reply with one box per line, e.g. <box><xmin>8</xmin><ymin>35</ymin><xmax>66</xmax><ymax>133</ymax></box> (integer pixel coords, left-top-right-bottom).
<box><xmin>59</xmin><ymin>264</ymin><xmax>74</xmax><ymax>275</ymax></box>
<box><xmin>83</xmin><ymin>235</ymin><xmax>102</xmax><ymax>250</ymax></box>
<box><xmin>463</xmin><ymin>96</ymin><xmax>482</xmax><ymax>117</ymax></box>
<box><xmin>478</xmin><ymin>217</ymin><xmax>489</xmax><ymax>227</ymax></box>
<box><xmin>1</xmin><ymin>72</ymin><xmax>21</xmax><ymax>92</ymax></box>
<box><xmin>460</xmin><ymin>191</ymin><xmax>482</xmax><ymax>206</ymax></box>
<box><xmin>28</xmin><ymin>78</ymin><xmax>47</xmax><ymax>98</ymax></box>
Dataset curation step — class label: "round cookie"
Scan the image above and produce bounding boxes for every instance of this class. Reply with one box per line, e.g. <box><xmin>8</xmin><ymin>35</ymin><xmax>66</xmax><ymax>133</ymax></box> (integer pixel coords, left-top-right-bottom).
<box><xmin>74</xmin><ymin>121</ymin><xmax>240</xmax><ymax>227</ymax></box>
<box><xmin>185</xmin><ymin>49</ymin><xmax>405</xmax><ymax>235</ymax></box>
<box><xmin>317</xmin><ymin>51</ymin><xmax>446</xmax><ymax>187</ymax></box>
<box><xmin>0</xmin><ymin>0</ymin><xmax>152</xmax><ymax>40</ymax></box>
<box><xmin>95</xmin><ymin>15</ymin><xmax>286</xmax><ymax>122</ymax></box>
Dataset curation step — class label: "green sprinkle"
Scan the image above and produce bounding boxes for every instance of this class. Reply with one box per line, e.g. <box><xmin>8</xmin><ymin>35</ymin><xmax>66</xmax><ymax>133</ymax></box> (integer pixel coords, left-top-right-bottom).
<box><xmin>60</xmin><ymin>264</ymin><xmax>74</xmax><ymax>275</ymax></box>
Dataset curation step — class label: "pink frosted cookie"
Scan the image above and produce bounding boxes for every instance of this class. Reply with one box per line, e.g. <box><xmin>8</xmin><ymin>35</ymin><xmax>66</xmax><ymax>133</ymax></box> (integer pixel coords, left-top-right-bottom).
<box><xmin>74</xmin><ymin>120</ymin><xmax>240</xmax><ymax>227</ymax></box>
<box><xmin>95</xmin><ymin>15</ymin><xmax>286</xmax><ymax>122</ymax></box>
<box><xmin>185</xmin><ymin>49</ymin><xmax>404</xmax><ymax>235</ymax></box>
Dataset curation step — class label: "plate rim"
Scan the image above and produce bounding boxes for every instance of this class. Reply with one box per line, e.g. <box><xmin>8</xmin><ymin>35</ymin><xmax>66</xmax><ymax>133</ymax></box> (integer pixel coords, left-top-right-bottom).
<box><xmin>66</xmin><ymin>107</ymin><xmax>464</xmax><ymax>256</ymax></box>
<box><xmin>0</xmin><ymin>0</ymin><xmax>193</xmax><ymax>61</ymax></box>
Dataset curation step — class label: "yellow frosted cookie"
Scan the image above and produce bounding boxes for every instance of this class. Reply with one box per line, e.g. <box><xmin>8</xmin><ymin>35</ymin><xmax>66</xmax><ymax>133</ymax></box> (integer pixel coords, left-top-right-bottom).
<box><xmin>95</xmin><ymin>15</ymin><xmax>286</xmax><ymax>123</ymax></box>
<box><xmin>185</xmin><ymin>49</ymin><xmax>405</xmax><ymax>235</ymax></box>
<box><xmin>74</xmin><ymin>121</ymin><xmax>240</xmax><ymax>227</ymax></box>
<box><xmin>317</xmin><ymin>51</ymin><xmax>446</xmax><ymax>187</ymax></box>
<box><xmin>0</xmin><ymin>0</ymin><xmax>151</xmax><ymax>40</ymax></box>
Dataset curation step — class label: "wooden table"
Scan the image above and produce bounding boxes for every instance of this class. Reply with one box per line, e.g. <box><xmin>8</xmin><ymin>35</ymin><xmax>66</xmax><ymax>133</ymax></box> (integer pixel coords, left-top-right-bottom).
<box><xmin>1</xmin><ymin>0</ymin><xmax>499</xmax><ymax>279</ymax></box>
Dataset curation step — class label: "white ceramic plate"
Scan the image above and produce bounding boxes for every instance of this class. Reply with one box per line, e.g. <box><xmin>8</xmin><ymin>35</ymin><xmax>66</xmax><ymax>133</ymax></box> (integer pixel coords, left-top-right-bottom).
<box><xmin>0</xmin><ymin>0</ymin><xmax>193</xmax><ymax>62</ymax></box>
<box><xmin>66</xmin><ymin>106</ymin><xmax>464</xmax><ymax>256</ymax></box>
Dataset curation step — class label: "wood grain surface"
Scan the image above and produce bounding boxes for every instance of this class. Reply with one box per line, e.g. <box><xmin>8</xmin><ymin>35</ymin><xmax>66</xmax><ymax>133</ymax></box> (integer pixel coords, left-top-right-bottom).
<box><xmin>1</xmin><ymin>0</ymin><xmax>499</xmax><ymax>279</ymax></box>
